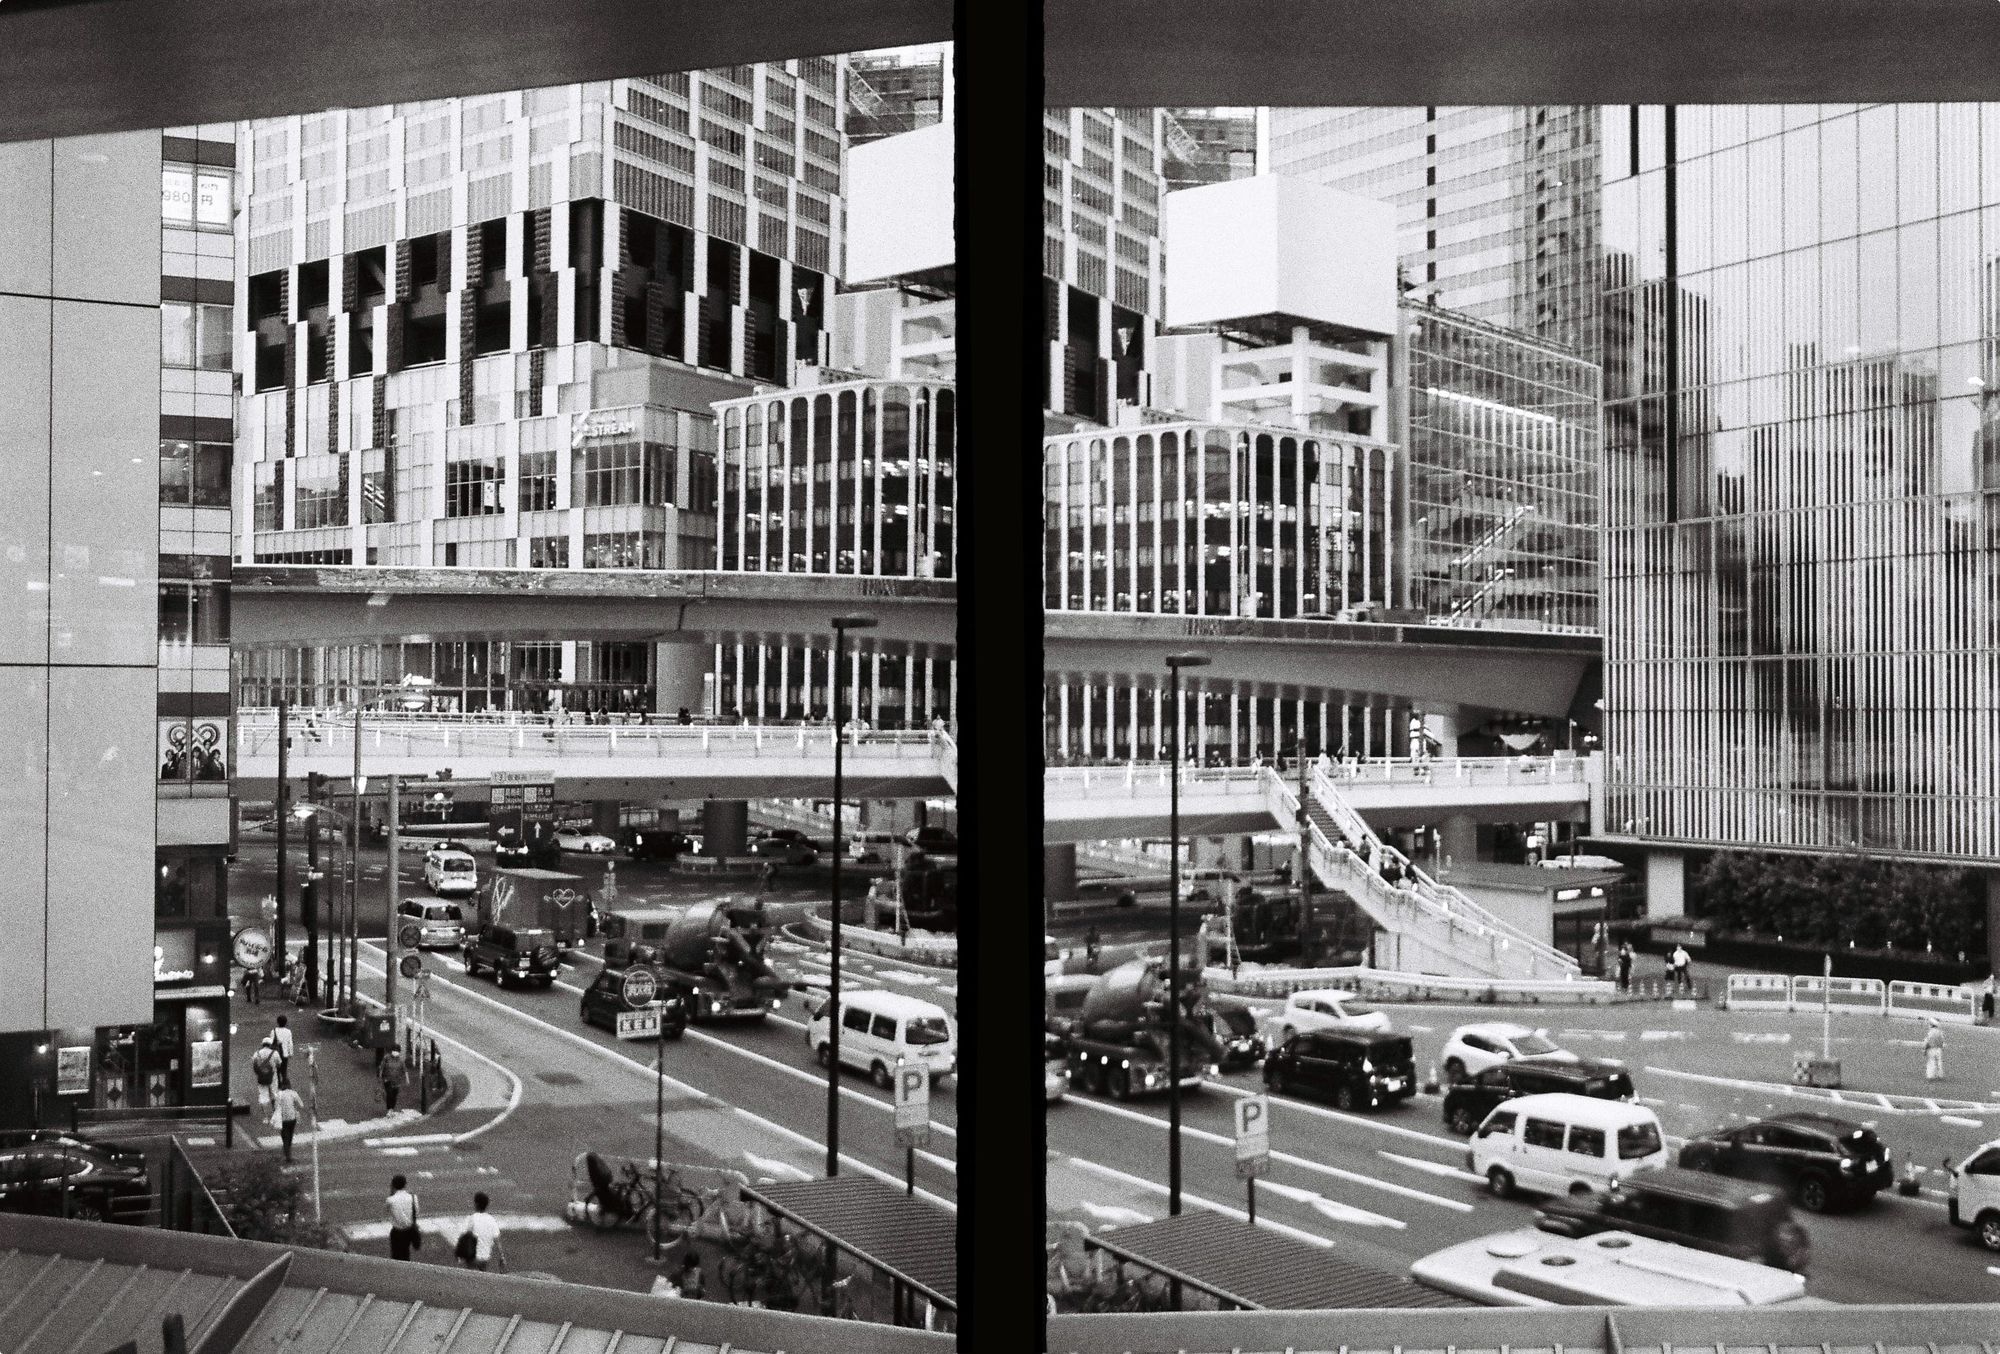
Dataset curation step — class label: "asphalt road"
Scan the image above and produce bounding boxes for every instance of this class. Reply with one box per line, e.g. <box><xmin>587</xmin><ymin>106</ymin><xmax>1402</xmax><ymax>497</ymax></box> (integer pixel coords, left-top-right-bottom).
<box><xmin>1047</xmin><ymin>1001</ymin><xmax>2000</xmax><ymax>1305</ymax></box>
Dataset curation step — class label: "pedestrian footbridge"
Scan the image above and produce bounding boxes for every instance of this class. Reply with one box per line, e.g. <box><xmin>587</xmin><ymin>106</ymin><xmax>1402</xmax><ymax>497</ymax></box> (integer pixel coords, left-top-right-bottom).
<box><xmin>233</xmin><ymin>714</ymin><xmax>958</xmax><ymax>800</ymax></box>
<box><xmin>1048</xmin><ymin>758</ymin><xmax>1602</xmax><ymax>982</ymax></box>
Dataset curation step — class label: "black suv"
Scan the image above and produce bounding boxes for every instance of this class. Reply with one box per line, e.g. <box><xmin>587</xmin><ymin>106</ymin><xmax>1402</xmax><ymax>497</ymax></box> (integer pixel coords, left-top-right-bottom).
<box><xmin>624</xmin><ymin>827</ymin><xmax>693</xmax><ymax>861</ymax></box>
<box><xmin>1677</xmin><ymin>1112</ymin><xmax>1893</xmax><ymax>1212</ymax></box>
<box><xmin>1263</xmin><ymin>1030</ymin><xmax>1416</xmax><ymax>1112</ymax></box>
<box><xmin>0</xmin><ymin>1133</ymin><xmax>151</xmax><ymax>1223</ymax></box>
<box><xmin>579</xmin><ymin>969</ymin><xmax>688</xmax><ymax>1036</ymax></box>
<box><xmin>1442</xmin><ymin>1056</ymin><xmax>1634</xmax><ymax>1136</ymax></box>
<box><xmin>1535</xmin><ymin>1165</ymin><xmax>1811</xmax><ymax>1272</ymax></box>
<box><xmin>463</xmin><ymin>924</ymin><xmax>561</xmax><ymax>988</ymax></box>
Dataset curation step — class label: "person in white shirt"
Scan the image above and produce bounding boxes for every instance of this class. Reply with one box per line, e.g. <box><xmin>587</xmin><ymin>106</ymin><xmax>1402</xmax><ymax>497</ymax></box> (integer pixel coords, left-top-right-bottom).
<box><xmin>270</xmin><ymin>1077</ymin><xmax>304</xmax><ymax>1163</ymax></box>
<box><xmin>461</xmin><ymin>1191</ymin><xmax>505</xmax><ymax>1271</ymax></box>
<box><xmin>270</xmin><ymin>1015</ymin><xmax>295</xmax><ymax>1074</ymax></box>
<box><xmin>385</xmin><ymin>1175</ymin><xmax>421</xmax><ymax>1260</ymax></box>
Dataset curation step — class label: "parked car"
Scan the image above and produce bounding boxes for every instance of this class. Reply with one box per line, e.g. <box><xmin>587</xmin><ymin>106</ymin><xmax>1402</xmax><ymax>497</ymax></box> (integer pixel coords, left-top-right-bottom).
<box><xmin>1263</xmin><ymin>988</ymin><xmax>1392</xmax><ymax>1045</ymax></box>
<box><xmin>1677</xmin><ymin>1113</ymin><xmax>1893</xmax><ymax>1212</ymax></box>
<box><xmin>750</xmin><ymin>836</ymin><xmax>819</xmax><ymax>868</ymax></box>
<box><xmin>396</xmin><ymin>899</ymin><xmax>467</xmax><ymax>950</ymax></box>
<box><xmin>758</xmin><ymin>827</ymin><xmax>815</xmax><ymax>847</ymax></box>
<box><xmin>624</xmin><ymin>827</ymin><xmax>693</xmax><ymax>862</ymax></box>
<box><xmin>0</xmin><ymin>1133</ymin><xmax>150</xmax><ymax>1223</ymax></box>
<box><xmin>1443</xmin><ymin>1057</ymin><xmax>1634</xmax><ymax>1136</ymax></box>
<box><xmin>1263</xmin><ymin>1030</ymin><xmax>1417</xmax><ymax>1112</ymax></box>
<box><xmin>1468</xmin><ymin>1093</ymin><xmax>1669</xmax><ymax>1200</ymax></box>
<box><xmin>554</xmin><ymin>829</ymin><xmax>618</xmax><ymax>854</ymax></box>
<box><xmin>1440</xmin><ymin>1022</ymin><xmax>1575</xmax><ymax>1084</ymax></box>
<box><xmin>423</xmin><ymin>848</ymin><xmax>479</xmax><ymax>896</ymax></box>
<box><xmin>904</xmin><ymin>825</ymin><xmax>958</xmax><ymax>854</ymax></box>
<box><xmin>463</xmin><ymin>924</ymin><xmax>561</xmax><ymax>988</ymax></box>
<box><xmin>1535</xmin><ymin>1165</ymin><xmax>1811</xmax><ymax>1273</ymax></box>
<box><xmin>578</xmin><ymin>969</ymin><xmax>687</xmax><ymax>1037</ymax></box>
<box><xmin>1947</xmin><ymin>1138</ymin><xmax>2000</xmax><ymax>1249</ymax></box>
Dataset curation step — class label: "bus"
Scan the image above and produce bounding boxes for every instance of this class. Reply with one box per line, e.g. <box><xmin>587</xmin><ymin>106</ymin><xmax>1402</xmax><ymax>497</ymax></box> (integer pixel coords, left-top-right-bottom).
<box><xmin>1412</xmin><ymin>1229</ymin><xmax>1827</xmax><ymax>1308</ymax></box>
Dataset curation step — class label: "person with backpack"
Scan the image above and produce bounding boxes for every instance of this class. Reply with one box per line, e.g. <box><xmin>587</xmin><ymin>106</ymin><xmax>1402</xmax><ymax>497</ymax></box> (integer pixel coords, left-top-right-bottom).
<box><xmin>456</xmin><ymin>1192</ymin><xmax>505</xmax><ymax>1271</ymax></box>
<box><xmin>385</xmin><ymin>1175</ymin><xmax>422</xmax><ymax>1260</ymax></box>
<box><xmin>250</xmin><ymin>1037</ymin><xmax>279</xmax><ymax>1107</ymax></box>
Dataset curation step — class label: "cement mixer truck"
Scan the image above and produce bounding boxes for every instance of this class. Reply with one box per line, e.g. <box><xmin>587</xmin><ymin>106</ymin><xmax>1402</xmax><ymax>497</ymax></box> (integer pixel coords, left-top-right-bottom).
<box><xmin>601</xmin><ymin>900</ymin><xmax>785</xmax><ymax>1024</ymax></box>
<box><xmin>1050</xmin><ymin>957</ymin><xmax>1227</xmax><ymax>1100</ymax></box>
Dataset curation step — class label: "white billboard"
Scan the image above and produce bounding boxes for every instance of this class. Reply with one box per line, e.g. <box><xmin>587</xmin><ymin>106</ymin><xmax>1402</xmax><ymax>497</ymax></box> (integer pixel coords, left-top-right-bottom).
<box><xmin>845</xmin><ymin>121</ymin><xmax>953</xmax><ymax>287</ymax></box>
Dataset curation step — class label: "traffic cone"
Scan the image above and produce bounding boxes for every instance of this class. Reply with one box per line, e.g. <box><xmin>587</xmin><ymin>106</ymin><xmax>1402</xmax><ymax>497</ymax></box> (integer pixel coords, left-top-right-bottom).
<box><xmin>1423</xmin><ymin>1065</ymin><xmax>1440</xmax><ymax>1095</ymax></box>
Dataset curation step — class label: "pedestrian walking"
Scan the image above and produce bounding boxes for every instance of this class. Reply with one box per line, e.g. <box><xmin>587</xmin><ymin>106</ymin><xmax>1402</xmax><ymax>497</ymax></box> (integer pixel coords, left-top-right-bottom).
<box><xmin>456</xmin><ymin>1192</ymin><xmax>505</xmax><ymax>1271</ymax></box>
<box><xmin>270</xmin><ymin>1076</ymin><xmax>304</xmax><ymax>1163</ymax></box>
<box><xmin>677</xmin><ymin>706</ymin><xmax>693</xmax><ymax>725</ymax></box>
<box><xmin>1670</xmin><ymin>944</ymin><xmax>1693</xmax><ymax>996</ymax></box>
<box><xmin>379</xmin><ymin>1046</ymin><xmax>407</xmax><ymax>1112</ymax></box>
<box><xmin>759</xmin><ymin>858</ymin><xmax>779</xmax><ymax>895</ymax></box>
<box><xmin>385</xmin><ymin>1175</ymin><xmax>423</xmax><ymax>1260</ymax></box>
<box><xmin>250</xmin><ymin>1037</ymin><xmax>279</xmax><ymax>1107</ymax></box>
<box><xmin>271</xmin><ymin>1015</ymin><xmax>295</xmax><ymax>1076</ymax></box>
<box><xmin>1616</xmin><ymin>941</ymin><xmax>1635</xmax><ymax>993</ymax></box>
<box><xmin>1084</xmin><ymin>924</ymin><xmax>1102</xmax><ymax>973</ymax></box>
<box><xmin>1924</xmin><ymin>1018</ymin><xmax>1946</xmax><ymax>1081</ymax></box>
<box><xmin>1984</xmin><ymin>976</ymin><xmax>1996</xmax><ymax>1023</ymax></box>
<box><xmin>241</xmin><ymin>962</ymin><xmax>263</xmax><ymax>1005</ymax></box>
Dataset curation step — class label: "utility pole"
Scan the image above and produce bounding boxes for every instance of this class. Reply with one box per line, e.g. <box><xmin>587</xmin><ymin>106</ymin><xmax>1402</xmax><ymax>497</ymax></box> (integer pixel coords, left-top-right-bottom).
<box><xmin>386</xmin><ymin>773</ymin><xmax>399</xmax><ymax>1030</ymax></box>
<box><xmin>1298</xmin><ymin>748</ymin><xmax>1314</xmax><ymax>967</ymax></box>
<box><xmin>275</xmin><ymin>701</ymin><xmax>290</xmax><ymax>966</ymax></box>
<box><xmin>304</xmin><ymin>772</ymin><xmax>321</xmax><ymax>1010</ymax></box>
<box><xmin>349</xmin><ymin>693</ymin><xmax>362</xmax><ymax>1017</ymax></box>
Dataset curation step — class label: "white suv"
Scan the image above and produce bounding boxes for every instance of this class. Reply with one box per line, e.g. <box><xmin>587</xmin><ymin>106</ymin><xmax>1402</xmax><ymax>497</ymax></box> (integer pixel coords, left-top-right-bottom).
<box><xmin>1263</xmin><ymin>989</ymin><xmax>1391</xmax><ymax>1046</ymax></box>
<box><xmin>1441</xmin><ymin>1022</ymin><xmax>1575</xmax><ymax>1084</ymax></box>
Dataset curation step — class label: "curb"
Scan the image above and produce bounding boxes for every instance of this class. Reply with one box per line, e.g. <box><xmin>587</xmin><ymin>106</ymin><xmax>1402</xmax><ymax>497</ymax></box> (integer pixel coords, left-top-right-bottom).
<box><xmin>1644</xmin><ymin>1063</ymin><xmax>2000</xmax><ymax>1117</ymax></box>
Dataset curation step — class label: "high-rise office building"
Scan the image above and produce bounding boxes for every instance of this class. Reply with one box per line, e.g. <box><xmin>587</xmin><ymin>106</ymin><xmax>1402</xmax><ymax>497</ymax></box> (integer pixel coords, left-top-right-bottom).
<box><xmin>845</xmin><ymin>51</ymin><xmax>948</xmax><ymax>146</ymax></box>
<box><xmin>1162</xmin><ymin>108</ymin><xmax>1256</xmax><ymax>191</ymax></box>
<box><xmin>1265</xmin><ymin>106</ymin><xmax>1602</xmax><ymax>359</ymax></box>
<box><xmin>1599</xmin><ymin>103</ymin><xmax>2000</xmax><ymax>918</ymax></box>
<box><xmin>1043</xmin><ymin>107</ymin><xmax>1166</xmax><ymax>424</ymax></box>
<box><xmin>0</xmin><ymin>125</ymin><xmax>240</xmax><ymax>1128</ymax></box>
<box><xmin>232</xmin><ymin>61</ymin><xmax>849</xmax><ymax>716</ymax></box>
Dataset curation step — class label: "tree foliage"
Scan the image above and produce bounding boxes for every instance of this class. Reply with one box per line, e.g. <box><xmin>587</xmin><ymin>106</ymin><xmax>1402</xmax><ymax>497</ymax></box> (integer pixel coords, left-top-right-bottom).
<box><xmin>1692</xmin><ymin>849</ymin><xmax>1981</xmax><ymax>957</ymax></box>
<box><xmin>210</xmin><ymin>1154</ymin><xmax>345</xmax><ymax>1249</ymax></box>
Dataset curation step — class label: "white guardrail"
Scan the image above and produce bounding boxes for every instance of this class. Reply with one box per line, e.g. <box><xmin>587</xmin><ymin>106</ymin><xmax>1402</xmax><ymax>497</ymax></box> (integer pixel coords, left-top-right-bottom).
<box><xmin>1211</xmin><ymin>965</ymin><xmax>1616</xmax><ymax>1005</ymax></box>
<box><xmin>235</xmin><ymin>716</ymin><xmax>951</xmax><ymax>763</ymax></box>
<box><xmin>1725</xmin><ymin>973</ymin><xmax>1982</xmax><ymax>1024</ymax></box>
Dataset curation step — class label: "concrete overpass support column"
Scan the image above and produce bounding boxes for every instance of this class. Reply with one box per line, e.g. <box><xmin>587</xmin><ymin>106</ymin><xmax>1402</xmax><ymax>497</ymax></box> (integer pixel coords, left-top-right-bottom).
<box><xmin>1438</xmin><ymin>815</ymin><xmax>1477</xmax><ymax>869</ymax></box>
<box><xmin>702</xmin><ymin>800</ymin><xmax>750</xmax><ymax>858</ymax></box>
<box><xmin>1424</xmin><ymin>711</ymin><xmax>1461</xmax><ymax>760</ymax></box>
<box><xmin>591</xmin><ymin>801</ymin><xmax>622</xmax><ymax>836</ymax></box>
<box><xmin>654</xmin><ymin>643</ymin><xmax>710</xmax><ymax>718</ymax></box>
<box><xmin>1986</xmin><ymin>873</ymin><xmax>2000</xmax><ymax>976</ymax></box>
<box><xmin>1644</xmin><ymin>850</ymin><xmax>1687</xmax><ymax>920</ymax></box>
<box><xmin>1045</xmin><ymin>844</ymin><xmax>1079</xmax><ymax>905</ymax></box>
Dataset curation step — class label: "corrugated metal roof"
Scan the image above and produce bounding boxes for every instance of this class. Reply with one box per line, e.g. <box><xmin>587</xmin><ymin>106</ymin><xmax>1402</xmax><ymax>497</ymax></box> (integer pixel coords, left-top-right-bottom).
<box><xmin>745</xmin><ymin>1176</ymin><xmax>957</xmax><ymax>1307</ymax></box>
<box><xmin>0</xmin><ymin>1214</ymin><xmax>951</xmax><ymax>1354</ymax></box>
<box><xmin>1083</xmin><ymin>1212</ymin><xmax>1471</xmax><ymax>1311</ymax></box>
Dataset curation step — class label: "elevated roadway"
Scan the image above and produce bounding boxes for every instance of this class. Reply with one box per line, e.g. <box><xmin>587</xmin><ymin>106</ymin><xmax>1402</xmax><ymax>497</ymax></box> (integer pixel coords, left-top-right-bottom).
<box><xmin>234</xmin><ymin>714</ymin><xmax>958</xmax><ymax>799</ymax></box>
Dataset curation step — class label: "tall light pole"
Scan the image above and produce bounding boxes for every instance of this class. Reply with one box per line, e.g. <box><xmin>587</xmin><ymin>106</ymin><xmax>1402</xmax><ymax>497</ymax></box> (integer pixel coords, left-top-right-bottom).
<box><xmin>1164</xmin><ymin>651</ymin><xmax>1209</xmax><ymax>1217</ymax></box>
<box><xmin>826</xmin><ymin>613</ymin><xmax>878</xmax><ymax>1178</ymax></box>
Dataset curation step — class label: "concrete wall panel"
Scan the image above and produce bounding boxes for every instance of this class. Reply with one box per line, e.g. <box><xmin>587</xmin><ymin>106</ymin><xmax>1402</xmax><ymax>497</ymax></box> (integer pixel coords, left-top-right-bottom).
<box><xmin>0</xmin><ymin>139</ymin><xmax>54</xmax><ymax>296</ymax></box>
<box><xmin>0</xmin><ymin>669</ymin><xmax>50</xmax><ymax>1033</ymax></box>
<box><xmin>51</xmin><ymin>131</ymin><xmax>161</xmax><ymax>307</ymax></box>
<box><xmin>0</xmin><ymin>295</ymin><xmax>53</xmax><ymax>666</ymax></box>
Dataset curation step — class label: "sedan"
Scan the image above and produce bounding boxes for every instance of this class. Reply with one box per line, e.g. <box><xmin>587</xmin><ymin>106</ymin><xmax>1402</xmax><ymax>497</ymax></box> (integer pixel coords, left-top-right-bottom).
<box><xmin>1263</xmin><ymin>988</ymin><xmax>1392</xmax><ymax>1046</ymax></box>
<box><xmin>555</xmin><ymin>830</ymin><xmax>618</xmax><ymax>854</ymax></box>
<box><xmin>0</xmin><ymin>1134</ymin><xmax>151</xmax><ymax>1223</ymax></box>
<box><xmin>749</xmin><ymin>837</ymin><xmax>818</xmax><ymax>868</ymax></box>
<box><xmin>1440</xmin><ymin>1022</ymin><xmax>1575</xmax><ymax>1084</ymax></box>
<box><xmin>1677</xmin><ymin>1113</ymin><xmax>1893</xmax><ymax>1213</ymax></box>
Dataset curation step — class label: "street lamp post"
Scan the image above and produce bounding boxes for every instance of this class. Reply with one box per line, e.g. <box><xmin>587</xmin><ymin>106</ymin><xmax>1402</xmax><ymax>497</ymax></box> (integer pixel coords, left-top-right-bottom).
<box><xmin>1164</xmin><ymin>651</ymin><xmax>1209</xmax><ymax>1217</ymax></box>
<box><xmin>825</xmin><ymin>613</ymin><xmax>878</xmax><ymax>1179</ymax></box>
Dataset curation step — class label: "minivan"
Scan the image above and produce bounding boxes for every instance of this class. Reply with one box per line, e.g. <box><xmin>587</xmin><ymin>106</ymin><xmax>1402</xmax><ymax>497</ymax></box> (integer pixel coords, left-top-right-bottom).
<box><xmin>397</xmin><ymin>899</ymin><xmax>467</xmax><ymax>950</ymax></box>
<box><xmin>1264</xmin><ymin>1030</ymin><xmax>1416</xmax><ymax>1112</ymax></box>
<box><xmin>1535</xmin><ymin>1165</ymin><xmax>1811</xmax><ymax>1273</ymax></box>
<box><xmin>1468</xmin><ymin>1092</ymin><xmax>1668</xmax><ymax>1199</ymax></box>
<box><xmin>1948</xmin><ymin>1137</ymin><xmax>2000</xmax><ymax>1249</ymax></box>
<box><xmin>806</xmin><ymin>989</ymin><xmax>956</xmax><ymax>1087</ymax></box>
<box><xmin>1443</xmin><ymin>1057</ymin><xmax>1634</xmax><ymax>1136</ymax></box>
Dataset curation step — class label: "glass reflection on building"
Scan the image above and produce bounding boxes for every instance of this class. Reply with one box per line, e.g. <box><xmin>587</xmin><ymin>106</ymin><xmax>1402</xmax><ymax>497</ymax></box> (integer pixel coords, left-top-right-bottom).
<box><xmin>1604</xmin><ymin>103</ymin><xmax>2000</xmax><ymax>862</ymax></box>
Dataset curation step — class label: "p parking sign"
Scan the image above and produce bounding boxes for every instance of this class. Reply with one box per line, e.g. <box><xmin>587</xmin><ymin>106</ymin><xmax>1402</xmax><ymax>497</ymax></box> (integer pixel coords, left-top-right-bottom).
<box><xmin>1234</xmin><ymin>1093</ymin><xmax>1271</xmax><ymax>1180</ymax></box>
<box><xmin>894</xmin><ymin>1063</ymin><xmax>931</xmax><ymax>1150</ymax></box>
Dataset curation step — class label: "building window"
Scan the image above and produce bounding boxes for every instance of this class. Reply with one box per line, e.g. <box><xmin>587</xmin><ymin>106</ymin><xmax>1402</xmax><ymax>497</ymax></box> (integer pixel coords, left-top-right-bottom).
<box><xmin>575</xmin><ymin>441</ymin><xmax>671</xmax><ymax>507</ymax></box>
<box><xmin>582</xmin><ymin>530</ymin><xmax>667</xmax><ymax>569</ymax></box>
<box><xmin>519</xmin><ymin>450</ymin><xmax>558</xmax><ymax>512</ymax></box>
<box><xmin>528</xmin><ymin>535</ymin><xmax>570</xmax><ymax>568</ymax></box>
<box><xmin>161</xmin><ymin>165</ymin><xmax>231</xmax><ymax>229</ymax></box>
<box><xmin>445</xmin><ymin>456</ymin><xmax>506</xmax><ymax>517</ymax></box>
<box><xmin>158</xmin><ymin>580</ymin><xmax>230</xmax><ymax>645</ymax></box>
<box><xmin>159</xmin><ymin>440</ymin><xmax>231</xmax><ymax>508</ymax></box>
<box><xmin>162</xmin><ymin>302</ymin><xmax>232</xmax><ymax>370</ymax></box>
<box><xmin>293</xmin><ymin>455</ymin><xmax>349</xmax><ymax>529</ymax></box>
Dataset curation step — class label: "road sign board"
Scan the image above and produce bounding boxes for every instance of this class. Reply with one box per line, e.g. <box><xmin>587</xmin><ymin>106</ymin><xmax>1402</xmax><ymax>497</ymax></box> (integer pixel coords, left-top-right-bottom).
<box><xmin>893</xmin><ymin>1063</ymin><xmax>931</xmax><ymax>1149</ymax></box>
<box><xmin>617</xmin><ymin>1005</ymin><xmax>663</xmax><ymax>1041</ymax></box>
<box><xmin>490</xmin><ymin>769</ymin><xmax>558</xmax><ymax>786</ymax></box>
<box><xmin>399</xmin><ymin>954</ymin><xmax>423</xmax><ymax>979</ymax></box>
<box><xmin>621</xmin><ymin>968</ymin><xmax>658</xmax><ymax>1009</ymax></box>
<box><xmin>397</xmin><ymin>923</ymin><xmax>422</xmax><ymax>950</ymax></box>
<box><xmin>1234</xmin><ymin>1093</ymin><xmax>1271</xmax><ymax>1180</ymax></box>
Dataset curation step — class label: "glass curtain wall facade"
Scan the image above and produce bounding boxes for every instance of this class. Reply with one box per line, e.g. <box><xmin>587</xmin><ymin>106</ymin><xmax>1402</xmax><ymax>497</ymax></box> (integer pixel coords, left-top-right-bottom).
<box><xmin>235</xmin><ymin>639</ymin><xmax>666</xmax><ymax>714</ymax></box>
<box><xmin>1267</xmin><ymin>106</ymin><xmax>1603</xmax><ymax>359</ymax></box>
<box><xmin>1403</xmin><ymin>304</ymin><xmax>1602</xmax><ymax>630</ymax></box>
<box><xmin>1042</xmin><ymin>420</ymin><xmax>1412</xmax><ymax>763</ymax></box>
<box><xmin>1604</xmin><ymin>103</ymin><xmax>2000</xmax><ymax>861</ymax></box>
<box><xmin>712</xmin><ymin>376</ymin><xmax>957</xmax><ymax>727</ymax></box>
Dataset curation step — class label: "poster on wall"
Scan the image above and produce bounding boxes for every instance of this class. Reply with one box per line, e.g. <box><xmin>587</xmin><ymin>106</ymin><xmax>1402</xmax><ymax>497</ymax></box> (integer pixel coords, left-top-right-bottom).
<box><xmin>56</xmin><ymin>1046</ymin><xmax>91</xmax><ymax>1097</ymax></box>
<box><xmin>159</xmin><ymin>717</ymin><xmax>229</xmax><ymax>782</ymax></box>
<box><xmin>190</xmin><ymin>1039</ymin><xmax>224</xmax><ymax>1089</ymax></box>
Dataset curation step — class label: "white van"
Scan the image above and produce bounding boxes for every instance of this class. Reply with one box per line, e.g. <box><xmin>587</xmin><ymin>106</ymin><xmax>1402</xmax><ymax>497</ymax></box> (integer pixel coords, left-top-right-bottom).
<box><xmin>806</xmin><ymin>989</ymin><xmax>956</xmax><ymax>1088</ymax></box>
<box><xmin>1948</xmin><ymin>1138</ymin><xmax>2000</xmax><ymax>1249</ymax></box>
<box><xmin>1467</xmin><ymin>1092</ymin><xmax>1668</xmax><ymax>1200</ymax></box>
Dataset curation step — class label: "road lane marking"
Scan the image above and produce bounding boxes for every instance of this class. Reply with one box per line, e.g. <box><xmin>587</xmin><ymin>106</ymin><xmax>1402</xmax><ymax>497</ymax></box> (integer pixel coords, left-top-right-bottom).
<box><xmin>377</xmin><ymin>1146</ymin><xmax>420</xmax><ymax>1157</ymax></box>
<box><xmin>743</xmin><ymin>1151</ymin><xmax>814</xmax><ymax>1182</ymax></box>
<box><xmin>1378</xmin><ymin>1150</ymin><xmax>1486</xmax><ymax>1185</ymax></box>
<box><xmin>1065</xmin><ymin>1157</ymin><xmax>1335</xmax><ymax>1249</ymax></box>
<box><xmin>547</xmin><ymin>973</ymin><xmax>961</xmax><ymax>1147</ymax></box>
<box><xmin>1944</xmin><ymin>1115</ymin><xmax>1985</xmax><ymax>1128</ymax></box>
<box><xmin>1076</xmin><ymin>1201</ymin><xmax>1155</xmax><ymax>1227</ymax></box>
<box><xmin>364</xmin><ymin>1132</ymin><xmax>455</xmax><ymax>1147</ymax></box>
<box><xmin>1204</xmin><ymin>1079</ymin><xmax>1476</xmax><ymax>1156</ymax></box>
<box><xmin>1639</xmin><ymin>1030</ymin><xmax>1691</xmax><ymax>1041</ymax></box>
<box><xmin>366</xmin><ymin>943</ymin><xmax>955</xmax><ymax>1210</ymax></box>
<box><xmin>1253</xmin><ymin>1178</ymin><xmax>1405</xmax><ymax>1229</ymax></box>
<box><xmin>344</xmin><ymin>1213</ymin><xmax>573</xmax><ymax>1242</ymax></box>
<box><xmin>1067</xmin><ymin>1094</ymin><xmax>1467</xmax><ymax>1214</ymax></box>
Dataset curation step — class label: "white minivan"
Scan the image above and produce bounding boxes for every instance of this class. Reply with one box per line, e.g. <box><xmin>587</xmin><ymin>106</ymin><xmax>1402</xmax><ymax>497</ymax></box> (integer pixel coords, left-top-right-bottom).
<box><xmin>1467</xmin><ymin>1092</ymin><xmax>1668</xmax><ymax>1200</ymax></box>
<box><xmin>807</xmin><ymin>989</ymin><xmax>956</xmax><ymax>1088</ymax></box>
<box><xmin>1948</xmin><ymin>1137</ymin><xmax>2000</xmax><ymax>1249</ymax></box>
